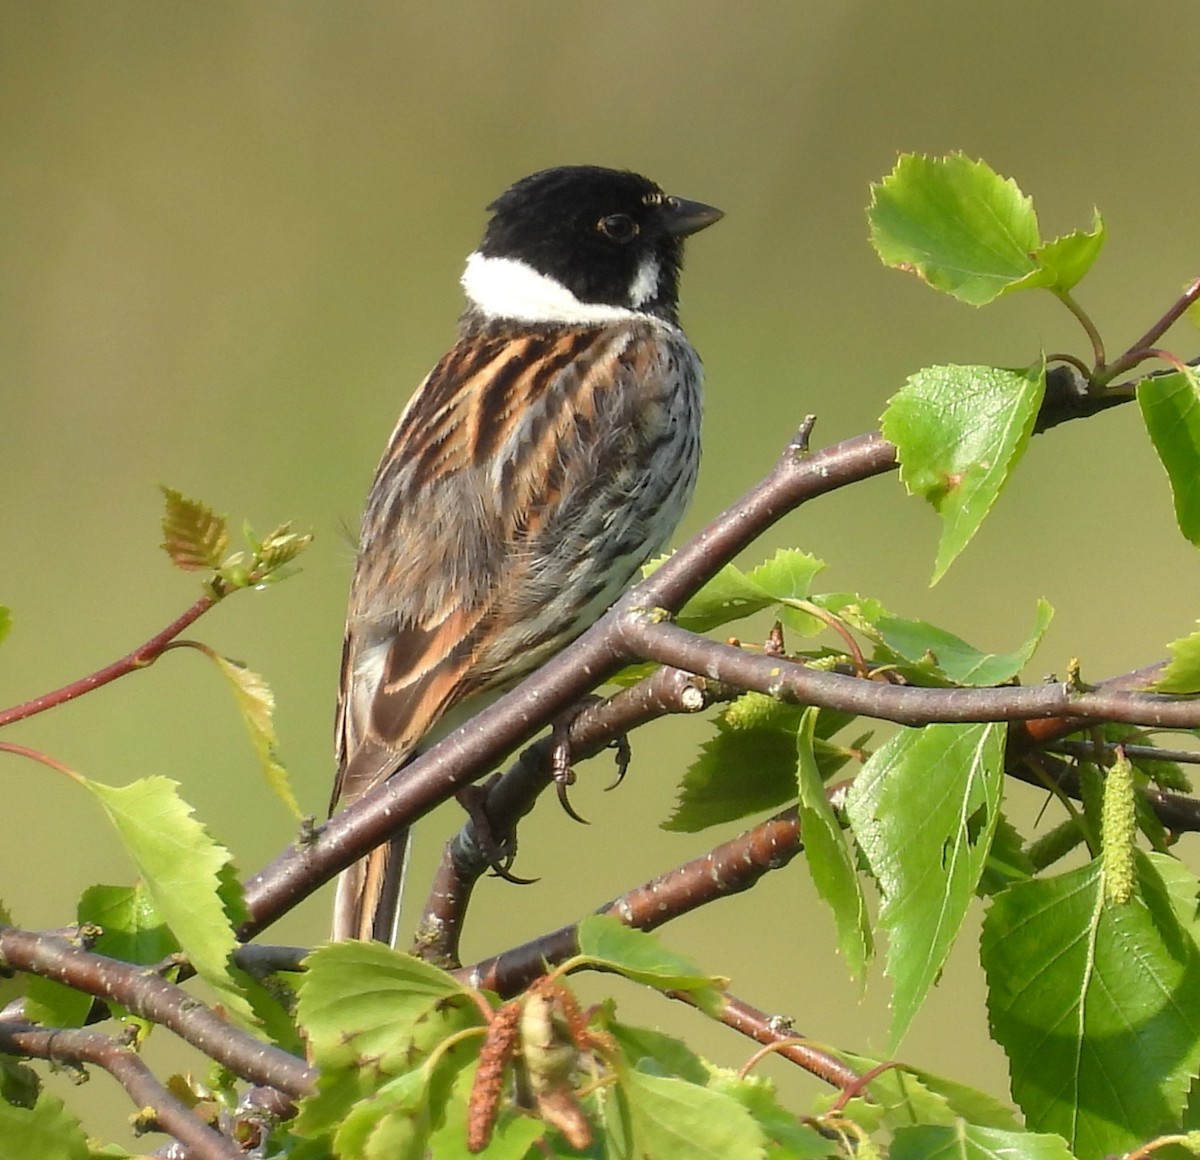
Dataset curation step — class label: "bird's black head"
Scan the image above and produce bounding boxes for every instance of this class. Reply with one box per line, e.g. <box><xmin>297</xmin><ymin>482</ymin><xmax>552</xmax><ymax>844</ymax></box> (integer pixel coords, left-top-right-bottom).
<box><xmin>471</xmin><ymin>166</ymin><xmax>722</xmax><ymax>324</ymax></box>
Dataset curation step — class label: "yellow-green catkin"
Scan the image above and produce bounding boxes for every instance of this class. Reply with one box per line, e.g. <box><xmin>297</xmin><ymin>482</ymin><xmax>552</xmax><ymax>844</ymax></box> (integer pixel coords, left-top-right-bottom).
<box><xmin>1101</xmin><ymin>748</ymin><xmax>1137</xmax><ymax>905</ymax></box>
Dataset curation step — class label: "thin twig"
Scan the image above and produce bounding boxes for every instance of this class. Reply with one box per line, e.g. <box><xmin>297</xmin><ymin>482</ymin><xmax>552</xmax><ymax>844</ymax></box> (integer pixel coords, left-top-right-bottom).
<box><xmin>0</xmin><ymin>594</ymin><xmax>217</xmax><ymax>730</ymax></box>
<box><xmin>462</xmin><ymin>808</ymin><xmax>804</xmax><ymax>998</ymax></box>
<box><xmin>0</xmin><ymin>1021</ymin><xmax>242</xmax><ymax>1160</ymax></box>
<box><xmin>0</xmin><ymin>926</ymin><xmax>315</xmax><ymax>1098</ymax></box>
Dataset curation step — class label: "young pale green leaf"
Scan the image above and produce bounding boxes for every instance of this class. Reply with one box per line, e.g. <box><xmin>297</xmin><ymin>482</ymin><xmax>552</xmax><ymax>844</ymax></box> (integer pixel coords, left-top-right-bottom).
<box><xmin>982</xmin><ymin>853</ymin><xmax>1200</xmax><ymax>1158</ymax></box>
<box><xmin>576</xmin><ymin>916</ymin><xmax>726</xmax><ymax>1012</ymax></box>
<box><xmin>870</xmin><ymin>599</ymin><xmax>1052</xmax><ymax>686</ymax></box>
<box><xmin>663</xmin><ymin>709</ymin><xmax>801</xmax><ymax>832</ymax></box>
<box><xmin>25</xmin><ymin>883</ymin><xmax>178</xmax><ymax>1029</ymax></box>
<box><xmin>868</xmin><ymin>154</ymin><xmax>1041</xmax><ymax>305</ymax></box>
<box><xmin>890</xmin><ymin>1123</ymin><xmax>1075</xmax><ymax>1160</ymax></box>
<box><xmin>821</xmin><ymin>1053</ymin><xmax>1020</xmax><ymax>1135</ymax></box>
<box><xmin>252</xmin><ymin>521</ymin><xmax>313</xmax><ymax>581</ymax></box>
<box><xmin>0</xmin><ymin>606</ymin><xmax>10</xmax><ymax>649</ymax></box>
<box><xmin>1020</xmin><ymin>213</ymin><xmax>1106</xmax><ymax>293</ymax></box>
<box><xmin>22</xmin><ymin>978</ymin><xmax>92</xmax><ymax>1033</ymax></box>
<box><xmin>0</xmin><ymin>1094</ymin><xmax>90</xmax><ymax>1160</ymax></box>
<box><xmin>744</xmin><ymin>549</ymin><xmax>825</xmax><ymax>600</ymax></box>
<box><xmin>675</xmin><ymin>561</ymin><xmax>778</xmax><ymax>633</ymax></box>
<box><xmin>159</xmin><ymin>486</ymin><xmax>230</xmax><ymax>572</ymax></box>
<box><xmin>207</xmin><ymin>652</ymin><xmax>303</xmax><ymax>819</ymax></box>
<box><xmin>796</xmin><ymin>709</ymin><xmax>872</xmax><ymax>984</ymax></box>
<box><xmin>79</xmin><ymin>882</ymin><xmax>179</xmax><ymax>966</ymax></box>
<box><xmin>607</xmin><ymin>1022</ymin><xmax>710</xmax><ymax>1085</ymax></box>
<box><xmin>846</xmin><ymin>722</ymin><xmax>1006</xmax><ymax>1047</ymax></box>
<box><xmin>427</xmin><ymin>1082</ymin><xmax>547</xmax><ymax>1160</ymax></box>
<box><xmin>332</xmin><ymin>1067</ymin><xmax>439</xmax><ymax>1160</ymax></box>
<box><xmin>708</xmin><ymin>1071</ymin><xmax>837</xmax><ymax>1157</ymax></box>
<box><xmin>297</xmin><ymin>941</ymin><xmax>477</xmax><ymax>1073</ymax></box>
<box><xmin>881</xmin><ymin>363</ymin><xmax>1045</xmax><ymax>583</ymax></box>
<box><xmin>1139</xmin><ymin>368</ymin><xmax>1200</xmax><ymax>545</ymax></box>
<box><xmin>617</xmin><ymin>1065</ymin><xmax>767</xmax><ymax>1160</ymax></box>
<box><xmin>1158</xmin><ymin>621</ymin><xmax>1200</xmax><ymax>694</ymax></box>
<box><xmin>81</xmin><ymin>775</ymin><xmax>259</xmax><ymax>1030</ymax></box>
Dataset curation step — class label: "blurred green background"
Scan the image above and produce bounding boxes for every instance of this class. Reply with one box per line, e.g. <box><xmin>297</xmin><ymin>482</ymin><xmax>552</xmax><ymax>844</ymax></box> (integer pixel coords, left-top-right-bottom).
<box><xmin>3</xmin><ymin>0</ymin><xmax>1199</xmax><ymax>1145</ymax></box>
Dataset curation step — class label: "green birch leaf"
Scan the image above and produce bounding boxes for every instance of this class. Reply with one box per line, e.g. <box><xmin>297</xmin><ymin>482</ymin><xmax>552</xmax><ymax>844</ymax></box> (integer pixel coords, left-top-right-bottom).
<box><xmin>297</xmin><ymin>942</ymin><xmax>477</xmax><ymax>1074</ymax></box>
<box><xmin>607</xmin><ymin>1023</ymin><xmax>709</xmax><ymax>1085</ymax></box>
<box><xmin>846</xmin><ymin>722</ymin><xmax>1006</xmax><ymax>1047</ymax></box>
<box><xmin>708</xmin><ymin>1071</ymin><xmax>836</xmax><ymax>1157</ymax></box>
<box><xmin>675</xmin><ymin>561</ymin><xmax>777</xmax><ymax>633</ymax></box>
<box><xmin>81</xmin><ymin>775</ymin><xmax>257</xmax><ymax>1030</ymax></box>
<box><xmin>744</xmin><ymin>548</ymin><xmax>825</xmax><ymax>602</ymax></box>
<box><xmin>981</xmin><ymin>852</ymin><xmax>1200</xmax><ymax>1158</ymax></box>
<box><xmin>1019</xmin><ymin>213</ymin><xmax>1106</xmax><ymax>293</ymax></box>
<box><xmin>159</xmin><ymin>487</ymin><xmax>229</xmax><ymax>572</ymax></box>
<box><xmin>617</xmin><ymin>1066</ymin><xmax>767</xmax><ymax>1160</ymax></box>
<box><xmin>208</xmin><ymin>652</ymin><xmax>303</xmax><ymax>819</ymax></box>
<box><xmin>664</xmin><ymin>713</ymin><xmax>800</xmax><ymax>832</ymax></box>
<box><xmin>1139</xmin><ymin>367</ymin><xmax>1200</xmax><ymax>545</ymax></box>
<box><xmin>882</xmin><ymin>363</ymin><xmax>1045</xmax><ymax>583</ymax></box>
<box><xmin>0</xmin><ymin>1056</ymin><xmax>40</xmax><ymax>1111</ymax></box>
<box><xmin>79</xmin><ymin>882</ymin><xmax>178</xmax><ymax>965</ymax></box>
<box><xmin>868</xmin><ymin>154</ymin><xmax>1041</xmax><ymax>305</ymax></box>
<box><xmin>0</xmin><ymin>607</ymin><xmax>10</xmax><ymax>648</ymax></box>
<box><xmin>822</xmin><ymin>1053</ymin><xmax>1020</xmax><ymax>1134</ymax></box>
<box><xmin>796</xmin><ymin>709</ymin><xmax>872</xmax><ymax>984</ymax></box>
<box><xmin>869</xmin><ymin>599</ymin><xmax>1052</xmax><ymax>686</ymax></box>
<box><xmin>979</xmin><ymin>812</ymin><xmax>1035</xmax><ymax>896</ymax></box>
<box><xmin>890</xmin><ymin>1122</ymin><xmax>1075</xmax><ymax>1160</ymax></box>
<box><xmin>577</xmin><ymin>916</ymin><xmax>725</xmax><ymax>1012</ymax></box>
<box><xmin>0</xmin><ymin>1094</ymin><xmax>90</xmax><ymax>1160</ymax></box>
<box><xmin>1158</xmin><ymin>620</ymin><xmax>1200</xmax><ymax>694</ymax></box>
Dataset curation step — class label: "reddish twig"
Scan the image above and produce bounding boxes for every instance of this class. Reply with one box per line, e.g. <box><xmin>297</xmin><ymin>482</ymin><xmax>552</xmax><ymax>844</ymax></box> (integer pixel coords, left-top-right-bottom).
<box><xmin>0</xmin><ymin>594</ymin><xmax>217</xmax><ymax>730</ymax></box>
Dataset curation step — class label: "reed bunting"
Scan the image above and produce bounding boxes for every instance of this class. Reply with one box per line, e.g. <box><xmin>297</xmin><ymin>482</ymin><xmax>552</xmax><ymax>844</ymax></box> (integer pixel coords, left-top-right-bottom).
<box><xmin>332</xmin><ymin>165</ymin><xmax>722</xmax><ymax>943</ymax></box>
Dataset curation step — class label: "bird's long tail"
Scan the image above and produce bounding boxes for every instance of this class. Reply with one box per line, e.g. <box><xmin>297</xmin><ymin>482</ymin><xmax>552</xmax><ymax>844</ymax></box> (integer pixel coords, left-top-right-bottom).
<box><xmin>331</xmin><ymin>828</ymin><xmax>411</xmax><ymax>944</ymax></box>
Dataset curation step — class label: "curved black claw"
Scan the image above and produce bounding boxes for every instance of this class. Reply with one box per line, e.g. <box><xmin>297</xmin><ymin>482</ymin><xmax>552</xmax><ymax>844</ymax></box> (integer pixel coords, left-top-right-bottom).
<box><xmin>555</xmin><ymin>775</ymin><xmax>590</xmax><ymax>824</ymax></box>
<box><xmin>489</xmin><ymin>860</ymin><xmax>539</xmax><ymax>886</ymax></box>
<box><xmin>603</xmin><ymin>733</ymin><xmax>632</xmax><ymax>792</ymax></box>
<box><xmin>551</xmin><ymin>712</ymin><xmax>590</xmax><ymax>824</ymax></box>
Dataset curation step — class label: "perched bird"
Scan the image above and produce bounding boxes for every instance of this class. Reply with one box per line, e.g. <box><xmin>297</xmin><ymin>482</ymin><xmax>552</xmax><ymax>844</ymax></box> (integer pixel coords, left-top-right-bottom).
<box><xmin>332</xmin><ymin>165</ymin><xmax>723</xmax><ymax>943</ymax></box>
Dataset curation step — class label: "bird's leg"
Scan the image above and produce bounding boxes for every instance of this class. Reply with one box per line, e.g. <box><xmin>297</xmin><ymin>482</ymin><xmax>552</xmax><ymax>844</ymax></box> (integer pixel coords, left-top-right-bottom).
<box><xmin>550</xmin><ymin>695</ymin><xmax>631</xmax><ymax>822</ymax></box>
<box><xmin>455</xmin><ymin>780</ymin><xmax>536</xmax><ymax>885</ymax></box>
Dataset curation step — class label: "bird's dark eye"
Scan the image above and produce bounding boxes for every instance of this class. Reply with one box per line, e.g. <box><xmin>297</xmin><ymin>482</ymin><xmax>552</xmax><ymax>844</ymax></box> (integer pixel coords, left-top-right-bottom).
<box><xmin>597</xmin><ymin>214</ymin><xmax>639</xmax><ymax>242</ymax></box>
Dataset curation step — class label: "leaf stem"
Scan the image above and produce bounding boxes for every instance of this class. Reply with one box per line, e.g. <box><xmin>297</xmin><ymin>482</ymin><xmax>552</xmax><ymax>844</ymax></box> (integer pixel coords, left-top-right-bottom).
<box><xmin>1108</xmin><ymin>275</ymin><xmax>1200</xmax><ymax>380</ymax></box>
<box><xmin>0</xmin><ymin>593</ymin><xmax>217</xmax><ymax>730</ymax></box>
<box><xmin>1053</xmin><ymin>288</ymin><xmax>1106</xmax><ymax>370</ymax></box>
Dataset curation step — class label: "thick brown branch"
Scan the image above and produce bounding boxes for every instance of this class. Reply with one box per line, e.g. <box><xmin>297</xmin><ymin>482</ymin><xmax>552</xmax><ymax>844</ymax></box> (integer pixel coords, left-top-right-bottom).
<box><xmin>240</xmin><ymin>431</ymin><xmax>899</xmax><ymax>936</ymax></box>
<box><xmin>622</xmin><ymin>619</ymin><xmax>1199</xmax><ymax>728</ymax></box>
<box><xmin>0</xmin><ymin>1020</ymin><xmax>242</xmax><ymax>1160</ymax></box>
<box><xmin>240</xmin><ymin>425</ymin><xmax>1200</xmax><ymax>939</ymax></box>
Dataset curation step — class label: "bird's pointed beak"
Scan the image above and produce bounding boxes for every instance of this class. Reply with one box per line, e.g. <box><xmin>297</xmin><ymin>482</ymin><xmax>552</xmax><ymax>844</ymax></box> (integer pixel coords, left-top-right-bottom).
<box><xmin>661</xmin><ymin>196</ymin><xmax>725</xmax><ymax>237</ymax></box>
